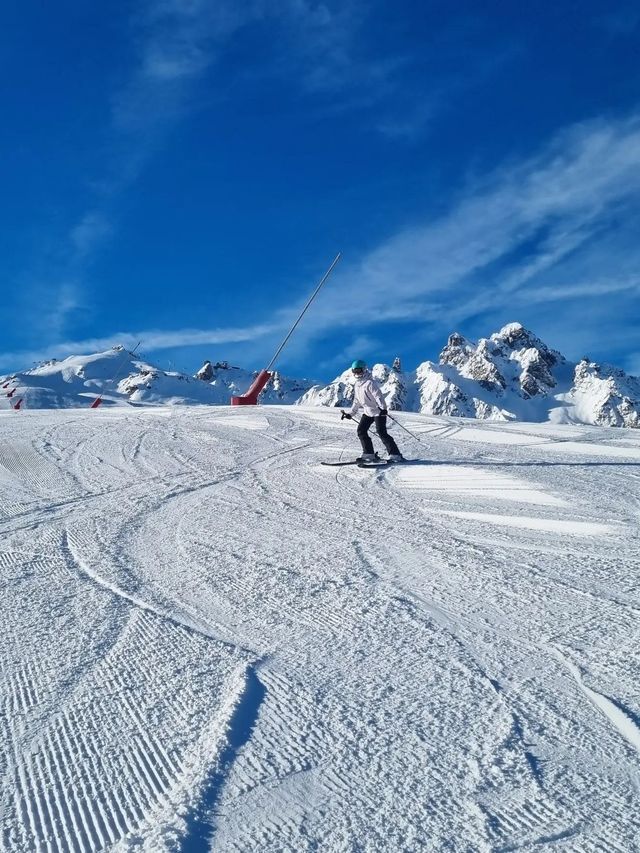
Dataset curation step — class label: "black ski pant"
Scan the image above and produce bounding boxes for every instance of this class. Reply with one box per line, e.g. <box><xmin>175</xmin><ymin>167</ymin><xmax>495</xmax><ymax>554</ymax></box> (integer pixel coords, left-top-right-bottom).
<box><xmin>357</xmin><ymin>414</ymin><xmax>401</xmax><ymax>456</ymax></box>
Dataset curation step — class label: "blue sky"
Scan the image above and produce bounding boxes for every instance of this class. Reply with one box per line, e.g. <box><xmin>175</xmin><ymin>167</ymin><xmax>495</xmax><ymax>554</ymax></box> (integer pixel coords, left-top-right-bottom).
<box><xmin>3</xmin><ymin>0</ymin><xmax>640</xmax><ymax>380</ymax></box>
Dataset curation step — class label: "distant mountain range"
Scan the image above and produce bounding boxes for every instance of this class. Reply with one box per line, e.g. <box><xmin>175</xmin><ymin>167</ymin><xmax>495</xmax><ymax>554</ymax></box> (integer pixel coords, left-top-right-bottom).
<box><xmin>2</xmin><ymin>323</ymin><xmax>639</xmax><ymax>427</ymax></box>
<box><xmin>0</xmin><ymin>350</ymin><xmax>312</xmax><ymax>409</ymax></box>
<box><xmin>300</xmin><ymin>323</ymin><xmax>640</xmax><ymax>428</ymax></box>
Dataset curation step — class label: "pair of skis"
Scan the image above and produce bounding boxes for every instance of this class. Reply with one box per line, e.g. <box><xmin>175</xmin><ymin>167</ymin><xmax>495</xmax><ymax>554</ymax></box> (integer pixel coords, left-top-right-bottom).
<box><xmin>321</xmin><ymin>458</ymin><xmax>403</xmax><ymax>469</ymax></box>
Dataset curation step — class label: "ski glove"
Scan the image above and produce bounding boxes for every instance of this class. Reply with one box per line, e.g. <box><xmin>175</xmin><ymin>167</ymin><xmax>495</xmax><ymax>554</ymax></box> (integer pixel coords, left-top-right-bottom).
<box><xmin>342</xmin><ymin>412</ymin><xmax>353</xmax><ymax>420</ymax></box>
<box><xmin>379</xmin><ymin>409</ymin><xmax>388</xmax><ymax>417</ymax></box>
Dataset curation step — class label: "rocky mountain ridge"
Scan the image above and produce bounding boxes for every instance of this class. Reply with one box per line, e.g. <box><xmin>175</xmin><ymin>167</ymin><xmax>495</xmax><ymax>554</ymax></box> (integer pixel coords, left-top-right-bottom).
<box><xmin>2</xmin><ymin>325</ymin><xmax>638</xmax><ymax>427</ymax></box>
<box><xmin>0</xmin><ymin>348</ymin><xmax>313</xmax><ymax>409</ymax></box>
<box><xmin>299</xmin><ymin>323</ymin><xmax>640</xmax><ymax>428</ymax></box>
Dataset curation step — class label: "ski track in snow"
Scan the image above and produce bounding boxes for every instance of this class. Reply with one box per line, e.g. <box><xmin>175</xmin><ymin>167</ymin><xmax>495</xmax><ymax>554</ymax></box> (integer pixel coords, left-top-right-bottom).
<box><xmin>0</xmin><ymin>407</ymin><xmax>639</xmax><ymax>851</ymax></box>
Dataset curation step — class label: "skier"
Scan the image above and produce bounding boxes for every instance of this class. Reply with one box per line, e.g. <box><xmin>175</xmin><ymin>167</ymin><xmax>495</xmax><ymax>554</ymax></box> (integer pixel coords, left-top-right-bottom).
<box><xmin>343</xmin><ymin>360</ymin><xmax>404</xmax><ymax>463</ymax></box>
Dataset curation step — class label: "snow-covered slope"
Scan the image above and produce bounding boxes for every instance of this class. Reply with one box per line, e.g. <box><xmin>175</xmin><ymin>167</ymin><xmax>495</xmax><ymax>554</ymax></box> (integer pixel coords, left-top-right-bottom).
<box><xmin>302</xmin><ymin>323</ymin><xmax>640</xmax><ymax>428</ymax></box>
<box><xmin>1</xmin><ymin>406</ymin><xmax>639</xmax><ymax>849</ymax></box>
<box><xmin>0</xmin><ymin>348</ymin><xmax>313</xmax><ymax>409</ymax></box>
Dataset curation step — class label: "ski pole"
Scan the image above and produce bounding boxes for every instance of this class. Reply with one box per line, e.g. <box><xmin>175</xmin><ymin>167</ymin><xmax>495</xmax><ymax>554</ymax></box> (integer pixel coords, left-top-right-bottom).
<box><xmin>341</xmin><ymin>409</ymin><xmax>386</xmax><ymax>438</ymax></box>
<box><xmin>387</xmin><ymin>413</ymin><xmax>429</xmax><ymax>447</ymax></box>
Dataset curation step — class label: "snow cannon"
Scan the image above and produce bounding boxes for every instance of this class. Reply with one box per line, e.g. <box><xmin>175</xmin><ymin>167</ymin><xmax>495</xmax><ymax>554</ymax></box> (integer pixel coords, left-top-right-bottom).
<box><xmin>231</xmin><ymin>369</ymin><xmax>271</xmax><ymax>406</ymax></box>
<box><xmin>229</xmin><ymin>253</ymin><xmax>341</xmax><ymax>407</ymax></box>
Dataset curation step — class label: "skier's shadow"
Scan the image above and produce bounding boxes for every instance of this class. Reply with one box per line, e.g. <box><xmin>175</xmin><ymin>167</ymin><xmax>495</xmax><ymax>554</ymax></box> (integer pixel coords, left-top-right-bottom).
<box><xmin>422</xmin><ymin>458</ymin><xmax>640</xmax><ymax>468</ymax></box>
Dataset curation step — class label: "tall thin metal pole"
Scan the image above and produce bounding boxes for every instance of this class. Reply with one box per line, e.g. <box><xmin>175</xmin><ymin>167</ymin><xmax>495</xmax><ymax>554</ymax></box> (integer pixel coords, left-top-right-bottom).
<box><xmin>265</xmin><ymin>252</ymin><xmax>341</xmax><ymax>372</ymax></box>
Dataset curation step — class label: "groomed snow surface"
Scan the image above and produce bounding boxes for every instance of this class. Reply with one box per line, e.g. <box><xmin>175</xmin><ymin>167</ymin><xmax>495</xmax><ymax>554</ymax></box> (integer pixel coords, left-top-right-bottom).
<box><xmin>1</xmin><ymin>406</ymin><xmax>639</xmax><ymax>852</ymax></box>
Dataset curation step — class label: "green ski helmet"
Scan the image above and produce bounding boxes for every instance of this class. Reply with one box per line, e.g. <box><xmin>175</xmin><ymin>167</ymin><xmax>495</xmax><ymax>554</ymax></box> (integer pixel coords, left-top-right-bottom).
<box><xmin>351</xmin><ymin>359</ymin><xmax>366</xmax><ymax>372</ymax></box>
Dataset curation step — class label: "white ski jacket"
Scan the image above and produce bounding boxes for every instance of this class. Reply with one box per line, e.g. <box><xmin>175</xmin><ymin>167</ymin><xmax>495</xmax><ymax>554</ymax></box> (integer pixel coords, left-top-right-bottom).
<box><xmin>349</xmin><ymin>371</ymin><xmax>387</xmax><ymax>417</ymax></box>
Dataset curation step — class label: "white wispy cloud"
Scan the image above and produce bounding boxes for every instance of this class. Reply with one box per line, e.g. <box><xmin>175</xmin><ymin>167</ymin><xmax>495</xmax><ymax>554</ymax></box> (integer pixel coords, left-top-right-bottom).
<box><xmin>316</xmin><ymin>334</ymin><xmax>381</xmax><ymax>373</ymax></box>
<box><xmin>303</xmin><ymin>113</ymin><xmax>640</xmax><ymax>331</ymax></box>
<box><xmin>69</xmin><ymin>212</ymin><xmax>114</xmax><ymax>261</ymax></box>
<box><xmin>47</xmin><ymin>283</ymin><xmax>84</xmax><ymax>340</ymax></box>
<box><xmin>113</xmin><ymin>0</ymin><xmax>255</xmax><ymax>133</ymax></box>
<box><xmin>20</xmin><ymin>212</ymin><xmax>113</xmax><ymax>341</ymax></box>
<box><xmin>513</xmin><ymin>275</ymin><xmax>640</xmax><ymax>304</ymax></box>
<box><xmin>0</xmin><ymin>321</ymin><xmax>280</xmax><ymax>371</ymax></box>
<box><xmin>16</xmin><ymin>1</ymin><xmax>258</xmax><ymax>345</ymax></box>
<box><xmin>625</xmin><ymin>354</ymin><xmax>640</xmax><ymax>376</ymax></box>
<box><xmin>276</xmin><ymin>0</ymin><xmax>382</xmax><ymax>95</ymax></box>
<box><xmin>375</xmin><ymin>43</ymin><xmax>520</xmax><ymax>142</ymax></box>
<box><xmin>375</xmin><ymin>101</ymin><xmax>440</xmax><ymax>142</ymax></box>
<box><xmin>9</xmin><ymin>111</ymin><xmax>640</xmax><ymax>374</ymax></box>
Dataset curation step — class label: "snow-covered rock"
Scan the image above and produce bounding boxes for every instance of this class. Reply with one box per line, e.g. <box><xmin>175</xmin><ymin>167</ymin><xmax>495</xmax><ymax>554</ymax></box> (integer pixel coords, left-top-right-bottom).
<box><xmin>297</xmin><ymin>363</ymin><xmax>408</xmax><ymax>411</ymax></box>
<box><xmin>371</xmin><ymin>363</ymin><xmax>408</xmax><ymax>411</ymax></box>
<box><xmin>301</xmin><ymin>323</ymin><xmax>640</xmax><ymax>428</ymax></box>
<box><xmin>570</xmin><ymin>359</ymin><xmax>640</xmax><ymax>428</ymax></box>
<box><xmin>267</xmin><ymin>370</ymin><xmax>314</xmax><ymax>402</ymax></box>
<box><xmin>195</xmin><ymin>360</ymin><xmax>214</xmax><ymax>381</ymax></box>
<box><xmin>414</xmin><ymin>361</ymin><xmax>512</xmax><ymax>421</ymax></box>
<box><xmin>298</xmin><ymin>367</ymin><xmax>357</xmax><ymax>409</ymax></box>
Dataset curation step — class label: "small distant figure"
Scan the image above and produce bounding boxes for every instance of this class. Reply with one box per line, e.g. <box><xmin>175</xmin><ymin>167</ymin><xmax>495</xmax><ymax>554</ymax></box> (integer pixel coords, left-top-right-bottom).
<box><xmin>392</xmin><ymin>356</ymin><xmax>402</xmax><ymax>371</ymax></box>
<box><xmin>342</xmin><ymin>360</ymin><xmax>404</xmax><ymax>463</ymax></box>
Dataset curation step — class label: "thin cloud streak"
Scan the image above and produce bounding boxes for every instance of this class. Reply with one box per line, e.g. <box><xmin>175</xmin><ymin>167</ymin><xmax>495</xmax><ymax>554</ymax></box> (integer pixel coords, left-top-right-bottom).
<box><xmin>515</xmin><ymin>275</ymin><xmax>640</xmax><ymax>304</ymax></box>
<box><xmin>303</xmin><ymin>112</ymin><xmax>640</xmax><ymax>329</ymax></box>
<box><xmin>0</xmin><ymin>321</ymin><xmax>280</xmax><ymax>372</ymax></box>
<box><xmin>10</xmin><ymin>113</ymin><xmax>640</xmax><ymax>374</ymax></box>
<box><xmin>113</xmin><ymin>1</ymin><xmax>257</xmax><ymax>134</ymax></box>
<box><xmin>48</xmin><ymin>283</ymin><xmax>84</xmax><ymax>340</ymax></box>
<box><xmin>69</xmin><ymin>212</ymin><xmax>114</xmax><ymax>261</ymax></box>
<box><xmin>316</xmin><ymin>334</ymin><xmax>381</xmax><ymax>373</ymax></box>
<box><xmin>17</xmin><ymin>0</ymin><xmax>456</xmax><ymax>355</ymax></box>
<box><xmin>626</xmin><ymin>354</ymin><xmax>640</xmax><ymax>376</ymax></box>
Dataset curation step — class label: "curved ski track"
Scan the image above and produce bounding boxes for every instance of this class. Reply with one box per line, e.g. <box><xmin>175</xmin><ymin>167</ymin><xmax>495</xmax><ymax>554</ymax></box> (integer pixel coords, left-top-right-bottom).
<box><xmin>0</xmin><ymin>406</ymin><xmax>639</xmax><ymax>851</ymax></box>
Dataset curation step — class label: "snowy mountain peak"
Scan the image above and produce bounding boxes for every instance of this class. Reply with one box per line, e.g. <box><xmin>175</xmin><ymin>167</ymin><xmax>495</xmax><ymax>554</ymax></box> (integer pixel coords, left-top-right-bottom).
<box><xmin>427</xmin><ymin>323</ymin><xmax>574</xmax><ymax>417</ymax></box>
<box><xmin>438</xmin><ymin>323</ymin><xmax>563</xmax><ymax>402</ymax></box>
<box><xmin>195</xmin><ymin>360</ymin><xmax>214</xmax><ymax>381</ymax></box>
<box><xmin>490</xmin><ymin>322</ymin><xmax>563</xmax><ymax>369</ymax></box>
<box><xmin>298</xmin><ymin>363</ymin><xmax>407</xmax><ymax>411</ymax></box>
<box><xmin>491</xmin><ymin>321</ymin><xmax>530</xmax><ymax>346</ymax></box>
<box><xmin>1</xmin><ymin>349</ymin><xmax>314</xmax><ymax>409</ymax></box>
<box><xmin>439</xmin><ymin>332</ymin><xmax>476</xmax><ymax>369</ymax></box>
<box><xmin>572</xmin><ymin>358</ymin><xmax>640</xmax><ymax>427</ymax></box>
<box><xmin>301</xmin><ymin>323</ymin><xmax>640</xmax><ymax>429</ymax></box>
